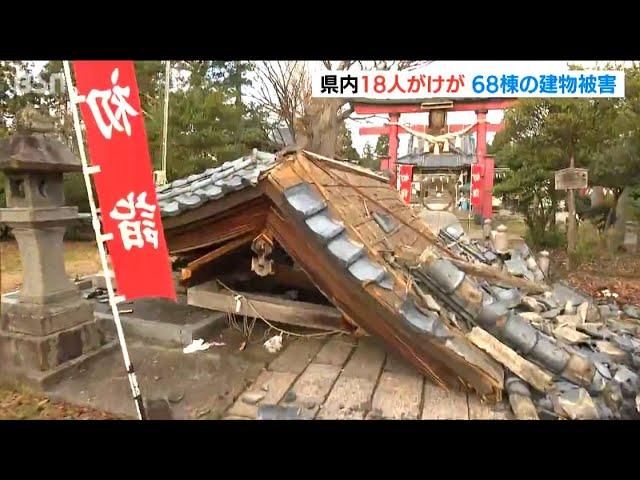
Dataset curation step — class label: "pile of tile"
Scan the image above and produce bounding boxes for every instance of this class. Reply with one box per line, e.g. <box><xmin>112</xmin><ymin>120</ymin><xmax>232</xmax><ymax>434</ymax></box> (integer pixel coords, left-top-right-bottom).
<box><xmin>419</xmin><ymin>221</ymin><xmax>640</xmax><ymax>420</ymax></box>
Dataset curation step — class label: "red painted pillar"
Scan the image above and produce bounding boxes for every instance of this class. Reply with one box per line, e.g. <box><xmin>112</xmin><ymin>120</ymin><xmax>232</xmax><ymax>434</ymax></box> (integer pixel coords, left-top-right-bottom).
<box><xmin>475</xmin><ymin>110</ymin><xmax>493</xmax><ymax>219</ymax></box>
<box><xmin>483</xmin><ymin>157</ymin><xmax>495</xmax><ymax>219</ymax></box>
<box><xmin>388</xmin><ymin>112</ymin><xmax>400</xmax><ymax>186</ymax></box>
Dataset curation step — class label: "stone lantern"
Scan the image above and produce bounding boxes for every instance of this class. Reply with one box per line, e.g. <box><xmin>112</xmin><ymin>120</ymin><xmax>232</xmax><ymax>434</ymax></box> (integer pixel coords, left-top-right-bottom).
<box><xmin>0</xmin><ymin>107</ymin><xmax>112</xmax><ymax>388</ymax></box>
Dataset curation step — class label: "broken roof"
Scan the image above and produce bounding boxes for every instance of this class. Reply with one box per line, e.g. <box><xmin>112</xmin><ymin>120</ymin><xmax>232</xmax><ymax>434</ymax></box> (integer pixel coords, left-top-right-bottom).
<box><xmin>157</xmin><ymin>152</ymin><xmax>277</xmax><ymax>217</ymax></box>
<box><xmin>160</xmin><ymin>149</ymin><xmax>640</xmax><ymax>419</ymax></box>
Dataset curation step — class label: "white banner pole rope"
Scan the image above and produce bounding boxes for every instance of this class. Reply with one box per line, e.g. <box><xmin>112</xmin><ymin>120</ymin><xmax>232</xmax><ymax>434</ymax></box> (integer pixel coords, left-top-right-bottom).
<box><xmin>63</xmin><ymin>61</ymin><xmax>147</xmax><ymax>420</ymax></box>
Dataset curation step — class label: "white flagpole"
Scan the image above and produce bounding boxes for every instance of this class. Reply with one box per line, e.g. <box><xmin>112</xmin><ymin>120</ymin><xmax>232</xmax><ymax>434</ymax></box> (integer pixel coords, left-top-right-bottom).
<box><xmin>62</xmin><ymin>61</ymin><xmax>147</xmax><ymax>420</ymax></box>
<box><xmin>161</xmin><ymin>60</ymin><xmax>170</xmax><ymax>179</ymax></box>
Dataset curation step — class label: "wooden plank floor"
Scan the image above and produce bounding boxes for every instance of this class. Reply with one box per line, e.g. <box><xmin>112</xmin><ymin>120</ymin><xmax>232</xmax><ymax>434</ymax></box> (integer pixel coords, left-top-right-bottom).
<box><xmin>224</xmin><ymin>335</ymin><xmax>513</xmax><ymax>420</ymax></box>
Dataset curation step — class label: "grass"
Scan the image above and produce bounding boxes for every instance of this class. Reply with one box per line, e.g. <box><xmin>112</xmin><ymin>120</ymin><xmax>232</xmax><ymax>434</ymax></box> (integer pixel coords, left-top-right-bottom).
<box><xmin>1</xmin><ymin>240</ymin><xmax>101</xmax><ymax>294</ymax></box>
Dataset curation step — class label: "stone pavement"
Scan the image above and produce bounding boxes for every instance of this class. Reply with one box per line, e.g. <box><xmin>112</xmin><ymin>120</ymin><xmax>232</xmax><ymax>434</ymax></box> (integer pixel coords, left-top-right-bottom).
<box><xmin>225</xmin><ymin>335</ymin><xmax>513</xmax><ymax>420</ymax></box>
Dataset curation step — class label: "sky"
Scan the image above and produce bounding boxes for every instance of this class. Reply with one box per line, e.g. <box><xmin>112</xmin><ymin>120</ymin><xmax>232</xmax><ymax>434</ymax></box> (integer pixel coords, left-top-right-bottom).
<box><xmin>29</xmin><ymin>60</ymin><xmax>631</xmax><ymax>156</ymax></box>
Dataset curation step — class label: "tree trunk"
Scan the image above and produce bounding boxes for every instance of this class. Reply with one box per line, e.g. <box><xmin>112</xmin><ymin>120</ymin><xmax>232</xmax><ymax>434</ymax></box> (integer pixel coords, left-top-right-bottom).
<box><xmin>304</xmin><ymin>98</ymin><xmax>340</xmax><ymax>158</ymax></box>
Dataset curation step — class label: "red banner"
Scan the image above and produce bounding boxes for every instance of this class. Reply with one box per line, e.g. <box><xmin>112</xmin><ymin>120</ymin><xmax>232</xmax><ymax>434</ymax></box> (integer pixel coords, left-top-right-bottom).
<box><xmin>73</xmin><ymin>61</ymin><xmax>175</xmax><ymax>301</ymax></box>
<box><xmin>397</xmin><ymin>164</ymin><xmax>413</xmax><ymax>204</ymax></box>
<box><xmin>470</xmin><ymin>164</ymin><xmax>482</xmax><ymax>207</ymax></box>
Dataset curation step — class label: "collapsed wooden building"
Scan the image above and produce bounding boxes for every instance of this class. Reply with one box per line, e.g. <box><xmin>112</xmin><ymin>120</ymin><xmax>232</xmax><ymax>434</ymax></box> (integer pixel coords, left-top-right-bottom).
<box><xmin>156</xmin><ymin>149</ymin><xmax>640</xmax><ymax>420</ymax></box>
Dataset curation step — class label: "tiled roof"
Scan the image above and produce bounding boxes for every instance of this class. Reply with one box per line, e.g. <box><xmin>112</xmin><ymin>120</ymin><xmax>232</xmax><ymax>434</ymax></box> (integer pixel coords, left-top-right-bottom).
<box><xmin>156</xmin><ymin>151</ymin><xmax>277</xmax><ymax>217</ymax></box>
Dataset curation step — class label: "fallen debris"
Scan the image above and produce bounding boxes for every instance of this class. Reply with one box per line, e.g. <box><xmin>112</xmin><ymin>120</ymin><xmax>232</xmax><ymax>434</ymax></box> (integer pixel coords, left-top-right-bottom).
<box><xmin>282</xmin><ymin>390</ymin><xmax>296</xmax><ymax>403</ymax></box>
<box><xmin>167</xmin><ymin>391</ymin><xmax>185</xmax><ymax>404</ymax></box>
<box><xmin>550</xmin><ymin>382</ymin><xmax>599</xmax><ymax>420</ymax></box>
<box><xmin>505</xmin><ymin>375</ymin><xmax>539</xmax><ymax>420</ymax></box>
<box><xmin>264</xmin><ymin>334</ymin><xmax>283</xmax><ymax>354</ymax></box>
<box><xmin>467</xmin><ymin>327</ymin><xmax>554</xmax><ymax>393</ymax></box>
<box><xmin>157</xmin><ymin>149</ymin><xmax>640</xmax><ymax>420</ymax></box>
<box><xmin>553</xmin><ymin>325</ymin><xmax>590</xmax><ymax>345</ymax></box>
<box><xmin>182</xmin><ymin>338</ymin><xmax>224</xmax><ymax>354</ymax></box>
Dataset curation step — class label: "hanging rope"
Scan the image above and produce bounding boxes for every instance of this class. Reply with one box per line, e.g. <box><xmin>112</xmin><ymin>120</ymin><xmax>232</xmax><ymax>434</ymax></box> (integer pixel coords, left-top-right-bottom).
<box><xmin>216</xmin><ymin>280</ymin><xmax>345</xmax><ymax>340</ymax></box>
<box><xmin>390</xmin><ymin>121</ymin><xmax>477</xmax><ymax>153</ymax></box>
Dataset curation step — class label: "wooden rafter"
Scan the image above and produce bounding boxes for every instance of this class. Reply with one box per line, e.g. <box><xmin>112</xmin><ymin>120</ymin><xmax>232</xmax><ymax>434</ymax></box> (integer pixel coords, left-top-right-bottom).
<box><xmin>181</xmin><ymin>233</ymin><xmax>254</xmax><ymax>281</ymax></box>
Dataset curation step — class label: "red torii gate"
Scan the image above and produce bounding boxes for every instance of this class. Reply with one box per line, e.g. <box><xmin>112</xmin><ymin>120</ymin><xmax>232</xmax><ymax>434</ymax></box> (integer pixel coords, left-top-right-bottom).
<box><xmin>354</xmin><ymin>99</ymin><xmax>515</xmax><ymax>220</ymax></box>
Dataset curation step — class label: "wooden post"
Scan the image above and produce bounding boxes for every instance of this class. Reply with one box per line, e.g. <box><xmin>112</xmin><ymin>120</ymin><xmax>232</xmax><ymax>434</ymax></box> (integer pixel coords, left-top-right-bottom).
<box><xmin>567</xmin><ymin>152</ymin><xmax>577</xmax><ymax>269</ymax></box>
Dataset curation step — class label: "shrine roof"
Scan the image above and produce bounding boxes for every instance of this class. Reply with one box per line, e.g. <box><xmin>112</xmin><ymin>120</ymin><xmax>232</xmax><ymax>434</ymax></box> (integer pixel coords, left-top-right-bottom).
<box><xmin>156</xmin><ymin>151</ymin><xmax>277</xmax><ymax>218</ymax></box>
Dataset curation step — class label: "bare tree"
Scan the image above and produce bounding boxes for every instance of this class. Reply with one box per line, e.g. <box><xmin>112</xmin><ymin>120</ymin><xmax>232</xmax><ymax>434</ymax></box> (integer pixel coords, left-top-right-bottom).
<box><xmin>252</xmin><ymin>60</ymin><xmax>433</xmax><ymax>158</ymax></box>
<box><xmin>251</xmin><ymin>61</ymin><xmax>310</xmax><ymax>146</ymax></box>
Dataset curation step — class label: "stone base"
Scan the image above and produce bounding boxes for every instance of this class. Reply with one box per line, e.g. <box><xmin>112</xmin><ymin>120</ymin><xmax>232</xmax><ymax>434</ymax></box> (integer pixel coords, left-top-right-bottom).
<box><xmin>0</xmin><ymin>340</ymin><xmax>117</xmax><ymax>391</ymax></box>
<box><xmin>1</xmin><ymin>293</ymin><xmax>95</xmax><ymax>336</ymax></box>
<box><xmin>93</xmin><ymin>298</ymin><xmax>226</xmax><ymax>347</ymax></box>
<box><xmin>0</xmin><ymin>317</ymin><xmax>108</xmax><ymax>372</ymax></box>
<box><xmin>0</xmin><ymin>292</ymin><xmax>115</xmax><ymax>390</ymax></box>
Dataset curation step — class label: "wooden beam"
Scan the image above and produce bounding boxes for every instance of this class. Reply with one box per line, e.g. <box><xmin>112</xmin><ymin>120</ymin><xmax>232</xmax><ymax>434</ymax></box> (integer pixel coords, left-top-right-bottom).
<box><xmin>449</xmin><ymin>258</ymin><xmax>551</xmax><ymax>294</ymax></box>
<box><xmin>166</xmin><ymin>199</ymin><xmax>268</xmax><ymax>254</ymax></box>
<box><xmin>188</xmin><ymin>280</ymin><xmax>348</xmax><ymax>333</ymax></box>
<box><xmin>467</xmin><ymin>327</ymin><xmax>555</xmax><ymax>393</ymax></box>
<box><xmin>181</xmin><ymin>234</ymin><xmax>254</xmax><ymax>281</ymax></box>
<box><xmin>508</xmin><ymin>391</ymin><xmax>539</xmax><ymax>420</ymax></box>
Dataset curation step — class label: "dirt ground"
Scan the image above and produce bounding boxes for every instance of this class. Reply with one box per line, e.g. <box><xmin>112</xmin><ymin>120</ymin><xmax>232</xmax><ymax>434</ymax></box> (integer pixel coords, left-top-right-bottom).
<box><xmin>551</xmin><ymin>249</ymin><xmax>640</xmax><ymax>306</ymax></box>
<box><xmin>0</xmin><ymin>240</ymin><xmax>101</xmax><ymax>294</ymax></box>
<box><xmin>0</xmin><ymin>386</ymin><xmax>123</xmax><ymax>420</ymax></box>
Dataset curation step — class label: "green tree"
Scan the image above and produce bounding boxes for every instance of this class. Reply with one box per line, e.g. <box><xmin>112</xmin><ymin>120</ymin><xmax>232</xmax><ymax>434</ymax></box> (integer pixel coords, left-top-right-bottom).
<box><xmin>0</xmin><ymin>61</ymin><xmax>272</xmax><ymax>211</ymax></box>
<box><xmin>375</xmin><ymin>134</ymin><xmax>388</xmax><ymax>158</ymax></box>
<box><xmin>493</xmin><ymin>65</ymin><xmax>640</xmax><ymax>249</ymax></box>
<box><xmin>360</xmin><ymin>142</ymin><xmax>380</xmax><ymax>170</ymax></box>
<box><xmin>138</xmin><ymin>61</ymin><xmax>270</xmax><ymax>180</ymax></box>
<box><xmin>337</xmin><ymin>123</ymin><xmax>360</xmax><ymax>162</ymax></box>
<box><xmin>492</xmin><ymin>98</ymin><xmax>597</xmax><ymax>247</ymax></box>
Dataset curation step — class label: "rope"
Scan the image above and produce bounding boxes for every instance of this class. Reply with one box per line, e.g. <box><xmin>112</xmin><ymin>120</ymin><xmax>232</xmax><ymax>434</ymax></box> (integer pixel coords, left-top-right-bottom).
<box><xmin>216</xmin><ymin>280</ymin><xmax>345</xmax><ymax>340</ymax></box>
<box><xmin>388</xmin><ymin>121</ymin><xmax>476</xmax><ymax>145</ymax></box>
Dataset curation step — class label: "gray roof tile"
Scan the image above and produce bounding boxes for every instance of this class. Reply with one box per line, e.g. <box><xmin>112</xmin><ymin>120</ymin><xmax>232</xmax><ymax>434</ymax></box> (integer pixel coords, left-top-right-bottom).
<box><xmin>399</xmin><ymin>298</ymin><xmax>439</xmax><ymax>335</ymax></box>
<box><xmin>327</xmin><ymin>233</ymin><xmax>364</xmax><ymax>267</ymax></box>
<box><xmin>156</xmin><ymin>151</ymin><xmax>277</xmax><ymax>218</ymax></box>
<box><xmin>348</xmin><ymin>257</ymin><xmax>386</xmax><ymax>283</ymax></box>
<box><xmin>286</xmin><ymin>181</ymin><xmax>396</xmax><ymax>293</ymax></box>
<box><xmin>305</xmin><ymin>210</ymin><xmax>344</xmax><ymax>243</ymax></box>
<box><xmin>283</xmin><ymin>183</ymin><xmax>327</xmax><ymax>218</ymax></box>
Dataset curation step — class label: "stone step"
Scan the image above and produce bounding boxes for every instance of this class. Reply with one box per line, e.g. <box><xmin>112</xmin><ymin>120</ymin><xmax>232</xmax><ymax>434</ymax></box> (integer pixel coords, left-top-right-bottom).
<box><xmin>93</xmin><ymin>298</ymin><xmax>226</xmax><ymax>348</ymax></box>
